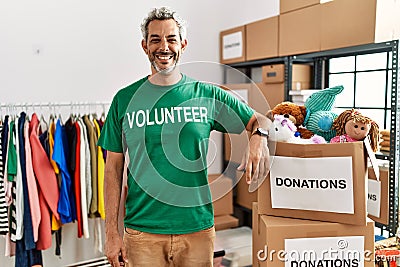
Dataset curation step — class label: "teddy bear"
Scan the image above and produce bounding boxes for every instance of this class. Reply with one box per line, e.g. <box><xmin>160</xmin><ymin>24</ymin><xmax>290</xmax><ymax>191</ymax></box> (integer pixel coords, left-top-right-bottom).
<box><xmin>266</xmin><ymin>101</ymin><xmax>314</xmax><ymax>139</ymax></box>
<box><xmin>269</xmin><ymin>115</ymin><xmax>326</xmax><ymax>144</ymax></box>
<box><xmin>330</xmin><ymin>109</ymin><xmax>380</xmax><ymax>152</ymax></box>
<box><xmin>303</xmin><ymin>85</ymin><xmax>344</xmax><ymax>141</ymax></box>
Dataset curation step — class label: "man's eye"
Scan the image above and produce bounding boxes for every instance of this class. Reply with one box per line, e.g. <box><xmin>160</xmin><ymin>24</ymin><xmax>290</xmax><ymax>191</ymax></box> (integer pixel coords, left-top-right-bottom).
<box><xmin>361</xmin><ymin>127</ymin><xmax>365</xmax><ymax>130</ymax></box>
<box><xmin>354</xmin><ymin>125</ymin><xmax>358</xmax><ymax>128</ymax></box>
<box><xmin>168</xmin><ymin>39</ymin><xmax>177</xmax><ymax>43</ymax></box>
<box><xmin>150</xmin><ymin>39</ymin><xmax>160</xmax><ymax>43</ymax></box>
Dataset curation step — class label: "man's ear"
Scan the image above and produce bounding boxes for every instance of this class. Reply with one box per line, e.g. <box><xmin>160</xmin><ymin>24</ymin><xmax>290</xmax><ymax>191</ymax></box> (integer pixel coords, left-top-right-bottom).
<box><xmin>181</xmin><ymin>39</ymin><xmax>188</xmax><ymax>52</ymax></box>
<box><xmin>141</xmin><ymin>39</ymin><xmax>148</xmax><ymax>54</ymax></box>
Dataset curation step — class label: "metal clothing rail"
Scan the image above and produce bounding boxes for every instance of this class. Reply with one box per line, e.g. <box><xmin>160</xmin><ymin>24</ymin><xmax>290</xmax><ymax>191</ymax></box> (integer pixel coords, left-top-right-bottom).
<box><xmin>0</xmin><ymin>101</ymin><xmax>110</xmax><ymax>108</ymax></box>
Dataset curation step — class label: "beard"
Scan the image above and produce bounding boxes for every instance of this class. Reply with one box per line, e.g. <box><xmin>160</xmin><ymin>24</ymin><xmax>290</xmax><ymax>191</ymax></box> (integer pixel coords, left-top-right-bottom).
<box><xmin>150</xmin><ymin>52</ymin><xmax>179</xmax><ymax>75</ymax></box>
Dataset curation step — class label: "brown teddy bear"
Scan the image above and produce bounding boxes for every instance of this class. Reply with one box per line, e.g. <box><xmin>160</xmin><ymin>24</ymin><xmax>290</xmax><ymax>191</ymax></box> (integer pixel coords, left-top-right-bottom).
<box><xmin>266</xmin><ymin>101</ymin><xmax>315</xmax><ymax>139</ymax></box>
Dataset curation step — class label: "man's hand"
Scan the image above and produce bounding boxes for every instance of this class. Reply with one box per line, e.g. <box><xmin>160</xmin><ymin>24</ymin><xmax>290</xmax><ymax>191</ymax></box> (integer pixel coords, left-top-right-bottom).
<box><xmin>105</xmin><ymin>233</ymin><xmax>127</xmax><ymax>267</ymax></box>
<box><xmin>237</xmin><ymin>133</ymin><xmax>270</xmax><ymax>184</ymax></box>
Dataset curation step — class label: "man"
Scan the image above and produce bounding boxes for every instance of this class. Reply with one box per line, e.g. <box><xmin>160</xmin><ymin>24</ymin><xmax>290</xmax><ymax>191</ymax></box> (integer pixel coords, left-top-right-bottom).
<box><xmin>98</xmin><ymin>6</ymin><xmax>271</xmax><ymax>267</ymax></box>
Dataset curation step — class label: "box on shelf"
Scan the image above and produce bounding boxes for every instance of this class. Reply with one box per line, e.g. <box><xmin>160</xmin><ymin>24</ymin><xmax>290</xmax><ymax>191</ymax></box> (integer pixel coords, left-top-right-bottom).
<box><xmin>280</xmin><ymin>0</ymin><xmax>333</xmax><ymax>14</ymax></box>
<box><xmin>258</xmin><ymin>142</ymin><xmax>368</xmax><ymax>226</ymax></box>
<box><xmin>253</xmin><ymin>203</ymin><xmax>375</xmax><ymax>267</ymax></box>
<box><xmin>209</xmin><ymin>174</ymin><xmax>233</xmax><ymax>216</ymax></box>
<box><xmin>279</xmin><ymin>4</ymin><xmax>321</xmax><ymax>56</ymax></box>
<box><xmin>220</xmin><ymin>26</ymin><xmax>246</xmax><ymax>64</ymax></box>
<box><xmin>289</xmin><ymin>89</ymin><xmax>319</xmax><ymax>105</ymax></box>
<box><xmin>234</xmin><ymin>171</ymin><xmax>257</xmax><ymax>210</ymax></box>
<box><xmin>262</xmin><ymin>64</ymin><xmax>311</xmax><ymax>85</ymax></box>
<box><xmin>367</xmin><ymin>166</ymin><xmax>389</xmax><ymax>225</ymax></box>
<box><xmin>214</xmin><ymin>214</ymin><xmax>239</xmax><ymax>231</ymax></box>
<box><xmin>255</xmin><ymin>83</ymin><xmax>284</xmax><ymax>112</ymax></box>
<box><xmin>222</xmin><ymin>83</ymin><xmax>270</xmax><ymax>164</ymax></box>
<box><xmin>321</xmin><ymin>0</ymin><xmax>400</xmax><ymax>50</ymax></box>
<box><xmin>261</xmin><ymin>64</ymin><xmax>285</xmax><ymax>84</ymax></box>
<box><xmin>246</xmin><ymin>16</ymin><xmax>279</xmax><ymax>61</ymax></box>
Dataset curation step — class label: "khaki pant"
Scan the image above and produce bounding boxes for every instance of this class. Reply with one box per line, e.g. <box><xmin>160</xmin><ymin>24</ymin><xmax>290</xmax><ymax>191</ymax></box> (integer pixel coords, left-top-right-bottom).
<box><xmin>123</xmin><ymin>226</ymin><xmax>215</xmax><ymax>267</ymax></box>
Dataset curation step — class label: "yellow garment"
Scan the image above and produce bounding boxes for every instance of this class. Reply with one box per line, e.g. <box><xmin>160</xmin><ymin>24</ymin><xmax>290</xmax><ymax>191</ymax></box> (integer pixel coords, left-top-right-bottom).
<box><xmin>51</xmin><ymin>214</ymin><xmax>62</xmax><ymax>231</ymax></box>
<box><xmin>48</xmin><ymin>120</ymin><xmax>60</xmax><ymax>174</ymax></box>
<box><xmin>93</xmin><ymin>119</ymin><xmax>105</xmax><ymax>219</ymax></box>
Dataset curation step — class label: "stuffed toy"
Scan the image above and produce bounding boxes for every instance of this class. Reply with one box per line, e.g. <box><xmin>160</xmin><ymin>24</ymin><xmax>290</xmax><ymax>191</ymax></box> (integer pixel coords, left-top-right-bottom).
<box><xmin>330</xmin><ymin>109</ymin><xmax>380</xmax><ymax>152</ymax></box>
<box><xmin>266</xmin><ymin>101</ymin><xmax>314</xmax><ymax>139</ymax></box>
<box><xmin>269</xmin><ymin>115</ymin><xmax>326</xmax><ymax>144</ymax></box>
<box><xmin>303</xmin><ymin>85</ymin><xmax>345</xmax><ymax>141</ymax></box>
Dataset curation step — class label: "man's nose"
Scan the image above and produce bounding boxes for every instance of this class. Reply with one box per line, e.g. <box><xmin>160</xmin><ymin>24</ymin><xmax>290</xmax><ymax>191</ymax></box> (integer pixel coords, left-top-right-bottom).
<box><xmin>160</xmin><ymin>39</ymin><xmax>169</xmax><ymax>51</ymax></box>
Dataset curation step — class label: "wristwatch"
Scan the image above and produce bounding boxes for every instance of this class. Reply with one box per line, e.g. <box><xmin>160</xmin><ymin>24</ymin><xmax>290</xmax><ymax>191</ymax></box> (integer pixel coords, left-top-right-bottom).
<box><xmin>252</xmin><ymin>127</ymin><xmax>269</xmax><ymax>137</ymax></box>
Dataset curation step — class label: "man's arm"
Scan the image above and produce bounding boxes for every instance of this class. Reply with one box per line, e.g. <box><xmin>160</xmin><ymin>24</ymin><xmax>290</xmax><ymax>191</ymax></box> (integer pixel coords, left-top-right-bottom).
<box><xmin>238</xmin><ymin>112</ymin><xmax>272</xmax><ymax>184</ymax></box>
<box><xmin>104</xmin><ymin>151</ymin><xmax>127</xmax><ymax>266</ymax></box>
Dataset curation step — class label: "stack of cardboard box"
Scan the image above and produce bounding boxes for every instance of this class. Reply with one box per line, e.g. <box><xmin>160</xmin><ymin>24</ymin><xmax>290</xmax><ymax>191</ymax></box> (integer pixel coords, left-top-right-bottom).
<box><xmin>220</xmin><ymin>0</ymin><xmax>400</xmax><ymax>62</ymax></box>
<box><xmin>252</xmin><ymin>142</ymin><xmax>375</xmax><ymax>267</ymax></box>
<box><xmin>209</xmin><ymin>174</ymin><xmax>239</xmax><ymax>231</ymax></box>
<box><xmin>223</xmin><ymin>66</ymin><xmax>311</xmax><ymax>212</ymax></box>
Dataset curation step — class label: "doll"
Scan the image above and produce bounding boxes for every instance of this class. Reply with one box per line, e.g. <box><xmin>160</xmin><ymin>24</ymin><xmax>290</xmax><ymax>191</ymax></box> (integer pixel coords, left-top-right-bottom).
<box><xmin>330</xmin><ymin>109</ymin><xmax>379</xmax><ymax>152</ymax></box>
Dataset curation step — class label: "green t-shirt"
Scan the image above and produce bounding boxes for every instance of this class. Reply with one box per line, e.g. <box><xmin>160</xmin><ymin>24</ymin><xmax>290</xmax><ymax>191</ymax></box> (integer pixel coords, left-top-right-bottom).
<box><xmin>97</xmin><ymin>74</ymin><xmax>254</xmax><ymax>234</ymax></box>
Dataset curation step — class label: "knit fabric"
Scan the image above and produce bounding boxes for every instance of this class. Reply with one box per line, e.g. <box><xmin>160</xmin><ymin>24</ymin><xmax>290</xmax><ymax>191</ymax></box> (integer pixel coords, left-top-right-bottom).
<box><xmin>304</xmin><ymin>85</ymin><xmax>344</xmax><ymax>112</ymax></box>
<box><xmin>306</xmin><ymin>110</ymin><xmax>338</xmax><ymax>141</ymax></box>
<box><xmin>303</xmin><ymin>85</ymin><xmax>344</xmax><ymax>141</ymax></box>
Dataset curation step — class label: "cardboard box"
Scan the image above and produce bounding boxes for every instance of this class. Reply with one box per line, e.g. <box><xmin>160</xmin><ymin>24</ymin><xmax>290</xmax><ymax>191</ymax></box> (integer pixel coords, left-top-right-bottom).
<box><xmin>256</xmin><ymin>83</ymin><xmax>285</xmax><ymax>111</ymax></box>
<box><xmin>262</xmin><ymin>64</ymin><xmax>285</xmax><ymax>84</ymax></box>
<box><xmin>235</xmin><ymin>171</ymin><xmax>258</xmax><ymax>210</ymax></box>
<box><xmin>279</xmin><ymin>4</ymin><xmax>321</xmax><ymax>56</ymax></box>
<box><xmin>253</xmin><ymin>203</ymin><xmax>375</xmax><ymax>267</ymax></box>
<box><xmin>214</xmin><ymin>214</ymin><xmax>239</xmax><ymax>231</ymax></box>
<box><xmin>262</xmin><ymin>64</ymin><xmax>311</xmax><ymax>85</ymax></box>
<box><xmin>321</xmin><ymin>0</ymin><xmax>400</xmax><ymax>51</ymax></box>
<box><xmin>367</xmin><ymin>167</ymin><xmax>389</xmax><ymax>225</ymax></box>
<box><xmin>258</xmin><ymin>142</ymin><xmax>368</xmax><ymax>226</ymax></box>
<box><xmin>209</xmin><ymin>174</ymin><xmax>234</xmax><ymax>216</ymax></box>
<box><xmin>220</xmin><ymin>26</ymin><xmax>246</xmax><ymax>64</ymax></box>
<box><xmin>246</xmin><ymin>16</ymin><xmax>279</xmax><ymax>61</ymax></box>
<box><xmin>222</xmin><ymin>83</ymin><xmax>271</xmax><ymax>164</ymax></box>
<box><xmin>280</xmin><ymin>0</ymin><xmax>332</xmax><ymax>14</ymax></box>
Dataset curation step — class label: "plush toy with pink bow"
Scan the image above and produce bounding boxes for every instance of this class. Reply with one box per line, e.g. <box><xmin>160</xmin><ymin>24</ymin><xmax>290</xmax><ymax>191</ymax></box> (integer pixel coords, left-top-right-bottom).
<box><xmin>269</xmin><ymin>114</ymin><xmax>326</xmax><ymax>144</ymax></box>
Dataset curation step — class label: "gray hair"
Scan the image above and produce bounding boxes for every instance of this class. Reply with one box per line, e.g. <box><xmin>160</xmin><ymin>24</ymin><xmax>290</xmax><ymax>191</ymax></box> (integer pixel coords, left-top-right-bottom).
<box><xmin>141</xmin><ymin>7</ymin><xmax>187</xmax><ymax>41</ymax></box>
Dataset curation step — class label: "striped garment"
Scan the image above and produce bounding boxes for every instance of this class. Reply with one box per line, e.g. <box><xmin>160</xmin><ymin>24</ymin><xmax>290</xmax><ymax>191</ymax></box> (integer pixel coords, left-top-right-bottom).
<box><xmin>0</xmin><ymin>125</ymin><xmax>9</xmax><ymax>234</ymax></box>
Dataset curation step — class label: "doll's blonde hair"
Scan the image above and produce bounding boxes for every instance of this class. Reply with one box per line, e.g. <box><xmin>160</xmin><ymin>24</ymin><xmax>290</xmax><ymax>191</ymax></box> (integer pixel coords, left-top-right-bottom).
<box><xmin>332</xmin><ymin>109</ymin><xmax>380</xmax><ymax>151</ymax></box>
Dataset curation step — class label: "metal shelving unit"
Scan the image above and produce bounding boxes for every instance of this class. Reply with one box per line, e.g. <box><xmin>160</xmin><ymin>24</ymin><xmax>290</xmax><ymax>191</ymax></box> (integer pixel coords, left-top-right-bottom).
<box><xmin>225</xmin><ymin>40</ymin><xmax>400</xmax><ymax>236</ymax></box>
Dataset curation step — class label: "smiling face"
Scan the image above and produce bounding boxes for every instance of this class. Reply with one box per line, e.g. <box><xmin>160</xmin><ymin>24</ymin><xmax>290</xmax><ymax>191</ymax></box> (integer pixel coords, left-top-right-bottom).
<box><xmin>344</xmin><ymin>120</ymin><xmax>371</xmax><ymax>141</ymax></box>
<box><xmin>141</xmin><ymin>19</ymin><xmax>187</xmax><ymax>75</ymax></box>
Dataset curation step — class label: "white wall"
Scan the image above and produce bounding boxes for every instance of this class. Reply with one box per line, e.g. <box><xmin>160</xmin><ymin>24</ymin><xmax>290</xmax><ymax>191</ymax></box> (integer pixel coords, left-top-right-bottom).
<box><xmin>0</xmin><ymin>0</ymin><xmax>278</xmax><ymax>266</ymax></box>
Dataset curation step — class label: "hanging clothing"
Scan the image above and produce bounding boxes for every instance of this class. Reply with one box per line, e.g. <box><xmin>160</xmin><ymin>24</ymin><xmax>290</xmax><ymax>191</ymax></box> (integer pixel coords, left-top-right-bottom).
<box><xmin>3</xmin><ymin>116</ymin><xmax>16</xmax><ymax>256</ymax></box>
<box><xmin>29</xmin><ymin>113</ymin><xmax>60</xmax><ymax>220</ymax></box>
<box><xmin>10</xmin><ymin>119</ymin><xmax>23</xmax><ymax>242</ymax></box>
<box><xmin>93</xmin><ymin>119</ymin><xmax>105</xmax><ymax>219</ymax></box>
<box><xmin>83</xmin><ymin>115</ymin><xmax>98</xmax><ymax>218</ymax></box>
<box><xmin>53</xmin><ymin>119</ymin><xmax>74</xmax><ymax>224</ymax></box>
<box><xmin>15</xmin><ymin>112</ymin><xmax>43</xmax><ymax>267</ymax></box>
<box><xmin>18</xmin><ymin>112</ymin><xmax>35</xmax><ymax>249</ymax></box>
<box><xmin>79</xmin><ymin>117</ymin><xmax>92</xmax><ymax>216</ymax></box>
<box><xmin>48</xmin><ymin>119</ymin><xmax>62</xmax><ymax>232</ymax></box>
<box><xmin>73</xmin><ymin>121</ymin><xmax>83</xmax><ymax>238</ymax></box>
<box><xmin>23</xmin><ymin>120</ymin><xmax>41</xmax><ymax>242</ymax></box>
<box><xmin>77</xmin><ymin>119</ymin><xmax>89</xmax><ymax>239</ymax></box>
<box><xmin>48</xmin><ymin>118</ymin><xmax>60</xmax><ymax>176</ymax></box>
<box><xmin>29</xmin><ymin>113</ymin><xmax>61</xmax><ymax>250</ymax></box>
<box><xmin>64</xmin><ymin>118</ymin><xmax>77</xmax><ymax>223</ymax></box>
<box><xmin>0</xmin><ymin>125</ymin><xmax>9</xmax><ymax>235</ymax></box>
<box><xmin>15</xmin><ymin>239</ymin><xmax>43</xmax><ymax>267</ymax></box>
